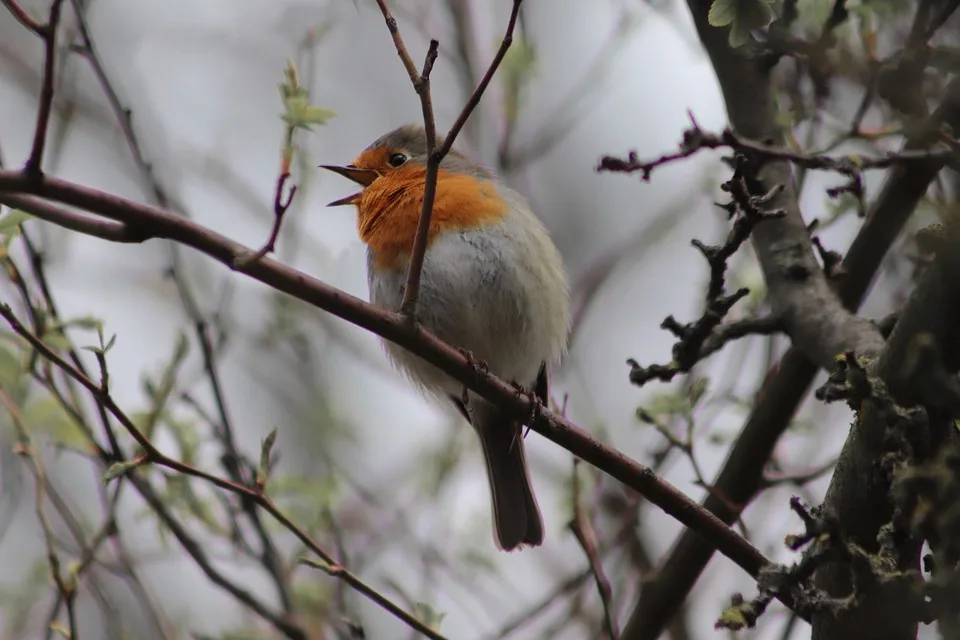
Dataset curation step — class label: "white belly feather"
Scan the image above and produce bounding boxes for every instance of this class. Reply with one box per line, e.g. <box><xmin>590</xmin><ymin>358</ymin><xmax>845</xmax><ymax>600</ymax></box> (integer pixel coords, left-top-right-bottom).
<box><xmin>367</xmin><ymin>198</ymin><xmax>570</xmax><ymax>399</ymax></box>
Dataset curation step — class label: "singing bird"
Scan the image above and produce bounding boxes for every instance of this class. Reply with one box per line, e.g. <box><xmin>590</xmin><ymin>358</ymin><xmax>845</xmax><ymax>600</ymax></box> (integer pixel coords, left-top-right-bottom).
<box><xmin>321</xmin><ymin>125</ymin><xmax>570</xmax><ymax>551</ymax></box>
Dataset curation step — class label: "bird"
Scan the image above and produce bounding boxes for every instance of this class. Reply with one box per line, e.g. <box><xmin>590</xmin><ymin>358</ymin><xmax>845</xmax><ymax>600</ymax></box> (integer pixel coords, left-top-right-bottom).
<box><xmin>320</xmin><ymin>125</ymin><xmax>571</xmax><ymax>551</ymax></box>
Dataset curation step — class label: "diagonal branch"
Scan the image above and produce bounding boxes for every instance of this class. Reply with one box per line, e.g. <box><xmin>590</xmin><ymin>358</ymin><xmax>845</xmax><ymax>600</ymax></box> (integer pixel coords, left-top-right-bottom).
<box><xmin>0</xmin><ymin>170</ymin><xmax>798</xmax><ymax>615</ymax></box>
<box><xmin>1</xmin><ymin>0</ymin><xmax>43</xmax><ymax>36</ymax></box>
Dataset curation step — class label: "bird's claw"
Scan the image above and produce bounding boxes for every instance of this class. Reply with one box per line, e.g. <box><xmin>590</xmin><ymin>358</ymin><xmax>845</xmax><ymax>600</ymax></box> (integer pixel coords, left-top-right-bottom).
<box><xmin>510</xmin><ymin>383</ymin><xmax>544</xmax><ymax>440</ymax></box>
<box><xmin>526</xmin><ymin>391</ymin><xmax>544</xmax><ymax>433</ymax></box>
<box><xmin>459</xmin><ymin>348</ymin><xmax>490</xmax><ymax>379</ymax></box>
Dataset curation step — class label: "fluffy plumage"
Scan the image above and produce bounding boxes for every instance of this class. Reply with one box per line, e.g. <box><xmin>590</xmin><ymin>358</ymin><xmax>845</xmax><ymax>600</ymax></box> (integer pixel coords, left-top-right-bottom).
<box><xmin>325</xmin><ymin>125</ymin><xmax>571</xmax><ymax>550</ymax></box>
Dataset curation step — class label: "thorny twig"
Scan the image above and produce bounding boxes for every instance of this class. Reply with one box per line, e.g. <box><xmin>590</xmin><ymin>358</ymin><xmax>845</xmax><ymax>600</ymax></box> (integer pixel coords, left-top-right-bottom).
<box><xmin>716</xmin><ymin>497</ymin><xmax>853</xmax><ymax>631</ymax></box>
<box><xmin>627</xmin><ymin>153</ymin><xmax>786</xmax><ymax>386</ymax></box>
<box><xmin>698</xmin><ymin>315</ymin><xmax>783</xmax><ymax>359</ymax></box>
<box><xmin>808</xmin><ymin>219</ymin><xmax>847</xmax><ymax>276</ymax></box>
<box><xmin>598</xmin><ymin>111</ymin><xmax>954</xmax><ymax>182</ymax></box>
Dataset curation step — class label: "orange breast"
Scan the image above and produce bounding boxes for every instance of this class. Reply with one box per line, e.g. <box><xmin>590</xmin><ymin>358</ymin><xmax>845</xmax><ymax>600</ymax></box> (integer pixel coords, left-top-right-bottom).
<box><xmin>355</xmin><ymin>165</ymin><xmax>509</xmax><ymax>271</ymax></box>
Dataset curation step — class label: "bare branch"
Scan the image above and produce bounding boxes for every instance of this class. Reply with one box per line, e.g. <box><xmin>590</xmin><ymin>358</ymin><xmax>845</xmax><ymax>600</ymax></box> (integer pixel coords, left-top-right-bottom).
<box><xmin>236</xmin><ymin>172</ymin><xmax>298</xmax><ymax>266</ymax></box>
<box><xmin>1</xmin><ymin>194</ymin><xmax>147</xmax><ymax>243</ymax></box>
<box><xmin>598</xmin><ymin>115</ymin><xmax>955</xmax><ymax>182</ymax></box>
<box><xmin>1</xmin><ymin>0</ymin><xmax>43</xmax><ymax>36</ymax></box>
<box><xmin>570</xmin><ymin>460</ymin><xmax>618</xmax><ymax>640</ymax></box>
<box><xmin>0</xmin><ymin>303</ymin><xmax>449</xmax><ymax>640</ymax></box>
<box><xmin>0</xmin><ymin>385</ymin><xmax>79</xmax><ymax>640</ymax></box>
<box><xmin>0</xmin><ymin>169</ymin><xmax>793</xmax><ymax>613</ymax></box>
<box><xmin>24</xmin><ymin>0</ymin><xmax>65</xmax><ymax>176</ymax></box>
<box><xmin>619</xmin><ymin>18</ymin><xmax>960</xmax><ymax>640</ymax></box>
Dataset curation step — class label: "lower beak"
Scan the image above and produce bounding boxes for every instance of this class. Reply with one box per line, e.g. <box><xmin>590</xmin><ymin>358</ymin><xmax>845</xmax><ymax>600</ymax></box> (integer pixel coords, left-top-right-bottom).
<box><xmin>319</xmin><ymin>165</ymin><xmax>380</xmax><ymax>207</ymax></box>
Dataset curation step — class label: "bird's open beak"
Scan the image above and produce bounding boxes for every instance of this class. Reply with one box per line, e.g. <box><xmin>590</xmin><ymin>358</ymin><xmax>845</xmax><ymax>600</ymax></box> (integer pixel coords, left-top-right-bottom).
<box><xmin>318</xmin><ymin>164</ymin><xmax>380</xmax><ymax>206</ymax></box>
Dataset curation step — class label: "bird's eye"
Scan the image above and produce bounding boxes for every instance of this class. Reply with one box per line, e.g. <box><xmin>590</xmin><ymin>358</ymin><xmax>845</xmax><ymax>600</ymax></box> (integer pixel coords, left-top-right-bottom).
<box><xmin>387</xmin><ymin>152</ymin><xmax>408</xmax><ymax>168</ymax></box>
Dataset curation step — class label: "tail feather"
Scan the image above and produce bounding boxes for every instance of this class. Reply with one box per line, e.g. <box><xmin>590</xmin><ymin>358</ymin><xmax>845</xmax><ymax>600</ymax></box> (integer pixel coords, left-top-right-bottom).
<box><xmin>453</xmin><ymin>396</ymin><xmax>544</xmax><ymax>551</ymax></box>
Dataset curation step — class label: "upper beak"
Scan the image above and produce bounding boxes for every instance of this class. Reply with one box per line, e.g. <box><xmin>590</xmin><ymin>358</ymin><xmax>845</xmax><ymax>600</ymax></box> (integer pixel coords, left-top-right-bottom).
<box><xmin>318</xmin><ymin>164</ymin><xmax>380</xmax><ymax>206</ymax></box>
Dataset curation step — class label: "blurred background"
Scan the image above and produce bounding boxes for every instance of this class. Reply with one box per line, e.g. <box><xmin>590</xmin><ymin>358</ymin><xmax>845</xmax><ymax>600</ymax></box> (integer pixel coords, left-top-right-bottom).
<box><xmin>0</xmin><ymin>0</ymin><xmax>937</xmax><ymax>638</ymax></box>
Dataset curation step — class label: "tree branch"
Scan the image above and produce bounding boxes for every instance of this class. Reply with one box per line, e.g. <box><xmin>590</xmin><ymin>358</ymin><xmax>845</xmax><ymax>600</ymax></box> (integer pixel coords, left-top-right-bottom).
<box><xmin>0</xmin><ymin>303</ymin><xmax>448</xmax><ymax>640</ymax></box>
<box><xmin>810</xmin><ymin>218</ymin><xmax>960</xmax><ymax>638</ymax></box>
<box><xmin>24</xmin><ymin>0</ymin><xmax>64</xmax><ymax>176</ymax></box>
<box><xmin>619</xmin><ymin>17</ymin><xmax>960</xmax><ymax>640</ymax></box>
<box><xmin>1</xmin><ymin>0</ymin><xmax>43</xmax><ymax>36</ymax></box>
<box><xmin>0</xmin><ymin>170</ymin><xmax>799</xmax><ymax>613</ymax></box>
<box><xmin>570</xmin><ymin>460</ymin><xmax>618</xmax><ymax>640</ymax></box>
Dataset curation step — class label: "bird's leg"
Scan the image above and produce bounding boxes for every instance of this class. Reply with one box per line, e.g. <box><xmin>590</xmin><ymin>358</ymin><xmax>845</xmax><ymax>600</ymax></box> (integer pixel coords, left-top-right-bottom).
<box><xmin>509</xmin><ymin>381</ymin><xmax>544</xmax><ymax>443</ymax></box>
<box><xmin>524</xmin><ymin>390</ymin><xmax>544</xmax><ymax>440</ymax></box>
<box><xmin>457</xmin><ymin>348</ymin><xmax>489</xmax><ymax>416</ymax></box>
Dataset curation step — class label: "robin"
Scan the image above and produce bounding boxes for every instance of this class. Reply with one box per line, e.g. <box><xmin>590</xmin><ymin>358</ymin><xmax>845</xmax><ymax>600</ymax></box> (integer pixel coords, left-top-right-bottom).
<box><xmin>320</xmin><ymin>125</ymin><xmax>571</xmax><ymax>551</ymax></box>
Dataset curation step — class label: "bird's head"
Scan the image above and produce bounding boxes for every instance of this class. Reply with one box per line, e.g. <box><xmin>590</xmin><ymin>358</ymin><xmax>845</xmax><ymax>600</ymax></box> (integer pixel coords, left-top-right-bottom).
<box><xmin>319</xmin><ymin>125</ymin><xmax>490</xmax><ymax>207</ymax></box>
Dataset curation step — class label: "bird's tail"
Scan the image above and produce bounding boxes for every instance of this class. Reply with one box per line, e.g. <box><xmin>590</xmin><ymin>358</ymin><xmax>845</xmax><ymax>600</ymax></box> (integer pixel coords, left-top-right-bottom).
<box><xmin>469</xmin><ymin>399</ymin><xmax>544</xmax><ymax>551</ymax></box>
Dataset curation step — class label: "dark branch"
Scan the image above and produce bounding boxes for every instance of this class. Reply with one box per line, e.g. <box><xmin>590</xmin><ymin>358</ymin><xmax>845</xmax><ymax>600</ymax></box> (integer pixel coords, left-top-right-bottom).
<box><xmin>0</xmin><ymin>169</ymin><xmax>793</xmax><ymax>609</ymax></box>
<box><xmin>24</xmin><ymin>0</ymin><xmax>65</xmax><ymax>177</ymax></box>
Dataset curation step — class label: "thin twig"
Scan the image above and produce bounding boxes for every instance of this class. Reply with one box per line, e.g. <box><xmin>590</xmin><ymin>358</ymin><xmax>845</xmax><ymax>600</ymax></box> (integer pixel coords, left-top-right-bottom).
<box><xmin>438</xmin><ymin>0</ymin><xmax>523</xmax><ymax>160</ymax></box>
<box><xmin>760</xmin><ymin>458</ymin><xmax>838</xmax><ymax>489</ymax></box>
<box><xmin>401</xmin><ymin>40</ymin><xmax>440</xmax><ymax>317</ymax></box>
<box><xmin>61</xmin><ymin>2</ymin><xmax>301</xmax><ymax>622</ymax></box>
<box><xmin>374</xmin><ymin>0</ymin><xmax>524</xmax><ymax>316</ymax></box>
<box><xmin>1</xmin><ymin>0</ymin><xmax>43</xmax><ymax>35</ymax></box>
<box><xmin>570</xmin><ymin>460</ymin><xmax>619</xmax><ymax>640</ymax></box>
<box><xmin>24</xmin><ymin>0</ymin><xmax>65</xmax><ymax>176</ymax></box>
<box><xmin>18</xmin><ymin>266</ymin><xmax>252</xmax><ymax>640</ymax></box>
<box><xmin>0</xmin><ymin>384</ymin><xmax>79</xmax><ymax>640</ymax></box>
<box><xmin>191</xmin><ymin>311</ymin><xmax>295</xmax><ymax>613</ymax></box>
<box><xmin>236</xmin><ymin>172</ymin><xmax>298</xmax><ymax>266</ymax></box>
<box><xmin>67</xmin><ymin>0</ymin><xmax>176</xmax><ymax>209</ymax></box>
<box><xmin>0</xmin><ymin>304</ymin><xmax>450</xmax><ymax>640</ymax></box>
<box><xmin>374</xmin><ymin>0</ymin><xmax>421</xmax><ymax>86</ymax></box>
